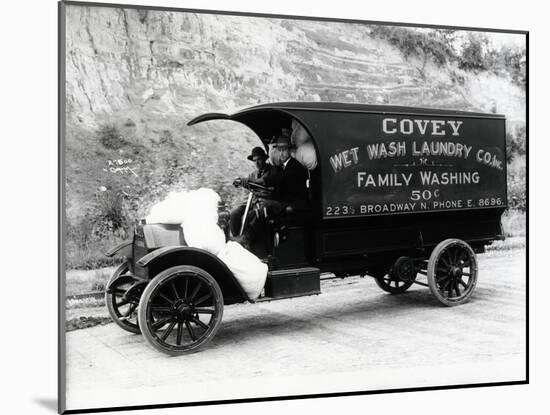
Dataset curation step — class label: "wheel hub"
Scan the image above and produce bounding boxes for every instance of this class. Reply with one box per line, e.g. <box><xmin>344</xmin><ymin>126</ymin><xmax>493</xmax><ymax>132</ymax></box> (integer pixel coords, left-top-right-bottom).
<box><xmin>393</xmin><ymin>256</ymin><xmax>416</xmax><ymax>282</ymax></box>
<box><xmin>172</xmin><ymin>300</ymin><xmax>192</xmax><ymax>318</ymax></box>
<box><xmin>450</xmin><ymin>266</ymin><xmax>463</xmax><ymax>279</ymax></box>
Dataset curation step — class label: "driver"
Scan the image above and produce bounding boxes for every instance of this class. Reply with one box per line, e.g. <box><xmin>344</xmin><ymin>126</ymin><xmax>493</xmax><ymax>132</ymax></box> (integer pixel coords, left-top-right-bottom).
<box><xmin>232</xmin><ymin>136</ymin><xmax>310</xmax><ymax>254</ymax></box>
<box><xmin>230</xmin><ymin>146</ymin><xmax>281</xmax><ymax>238</ymax></box>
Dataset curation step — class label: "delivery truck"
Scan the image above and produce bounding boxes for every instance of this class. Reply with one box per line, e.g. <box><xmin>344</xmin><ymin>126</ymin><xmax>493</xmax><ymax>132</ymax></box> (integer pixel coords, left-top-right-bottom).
<box><xmin>105</xmin><ymin>102</ymin><xmax>507</xmax><ymax>355</ymax></box>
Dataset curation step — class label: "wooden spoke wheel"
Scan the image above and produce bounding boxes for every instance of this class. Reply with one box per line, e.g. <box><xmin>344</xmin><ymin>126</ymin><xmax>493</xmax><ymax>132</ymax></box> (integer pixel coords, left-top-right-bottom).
<box><xmin>105</xmin><ymin>264</ymin><xmax>142</xmax><ymax>334</ymax></box>
<box><xmin>374</xmin><ymin>273</ymin><xmax>415</xmax><ymax>294</ymax></box>
<box><xmin>374</xmin><ymin>257</ymin><xmax>416</xmax><ymax>294</ymax></box>
<box><xmin>427</xmin><ymin>239</ymin><xmax>478</xmax><ymax>306</ymax></box>
<box><xmin>138</xmin><ymin>265</ymin><xmax>224</xmax><ymax>356</ymax></box>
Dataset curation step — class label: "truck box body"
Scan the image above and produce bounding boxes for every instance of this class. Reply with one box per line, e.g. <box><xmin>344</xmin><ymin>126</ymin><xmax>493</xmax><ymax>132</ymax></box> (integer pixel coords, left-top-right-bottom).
<box><xmin>303</xmin><ymin>110</ymin><xmax>507</xmax><ymax>220</ymax></box>
<box><xmin>188</xmin><ymin>103</ymin><xmax>507</xmax><ymax>262</ymax></box>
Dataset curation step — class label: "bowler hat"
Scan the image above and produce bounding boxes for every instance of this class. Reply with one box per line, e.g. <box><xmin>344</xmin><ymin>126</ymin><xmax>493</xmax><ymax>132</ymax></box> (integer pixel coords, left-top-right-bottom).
<box><xmin>247</xmin><ymin>146</ymin><xmax>268</xmax><ymax>161</ymax></box>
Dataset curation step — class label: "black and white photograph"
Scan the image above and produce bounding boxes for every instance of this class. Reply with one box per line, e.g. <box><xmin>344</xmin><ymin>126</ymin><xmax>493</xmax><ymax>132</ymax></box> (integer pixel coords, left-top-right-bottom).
<box><xmin>58</xmin><ymin>0</ymin><xmax>527</xmax><ymax>413</ymax></box>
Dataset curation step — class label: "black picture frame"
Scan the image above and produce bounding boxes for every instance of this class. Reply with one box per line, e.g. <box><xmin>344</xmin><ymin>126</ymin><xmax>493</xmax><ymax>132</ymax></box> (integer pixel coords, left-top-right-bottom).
<box><xmin>58</xmin><ymin>1</ymin><xmax>528</xmax><ymax>413</ymax></box>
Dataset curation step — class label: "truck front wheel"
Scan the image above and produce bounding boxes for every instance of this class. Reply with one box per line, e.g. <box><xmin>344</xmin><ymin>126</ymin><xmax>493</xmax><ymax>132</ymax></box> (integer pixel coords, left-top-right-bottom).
<box><xmin>138</xmin><ymin>265</ymin><xmax>224</xmax><ymax>355</ymax></box>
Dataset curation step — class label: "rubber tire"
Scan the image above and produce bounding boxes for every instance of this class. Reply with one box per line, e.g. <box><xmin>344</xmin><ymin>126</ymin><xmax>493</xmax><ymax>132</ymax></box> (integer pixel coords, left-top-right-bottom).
<box><xmin>427</xmin><ymin>238</ymin><xmax>478</xmax><ymax>306</ymax></box>
<box><xmin>138</xmin><ymin>265</ymin><xmax>224</xmax><ymax>356</ymax></box>
<box><xmin>374</xmin><ymin>273</ymin><xmax>415</xmax><ymax>294</ymax></box>
<box><xmin>105</xmin><ymin>264</ymin><xmax>141</xmax><ymax>334</ymax></box>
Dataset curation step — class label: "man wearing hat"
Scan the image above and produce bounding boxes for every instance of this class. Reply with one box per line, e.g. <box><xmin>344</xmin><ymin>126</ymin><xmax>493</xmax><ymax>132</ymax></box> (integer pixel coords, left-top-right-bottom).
<box><xmin>271</xmin><ymin>135</ymin><xmax>309</xmax><ymax>212</ymax></box>
<box><xmin>242</xmin><ymin>135</ymin><xmax>309</xmax><ymax>235</ymax></box>
<box><xmin>230</xmin><ymin>146</ymin><xmax>281</xmax><ymax>237</ymax></box>
<box><xmin>231</xmin><ymin>137</ymin><xmax>309</xmax><ymax>254</ymax></box>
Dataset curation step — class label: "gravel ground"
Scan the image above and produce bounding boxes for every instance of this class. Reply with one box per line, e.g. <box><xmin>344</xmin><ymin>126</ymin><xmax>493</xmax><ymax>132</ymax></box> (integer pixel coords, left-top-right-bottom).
<box><xmin>64</xmin><ymin>245</ymin><xmax>526</xmax><ymax>411</ymax></box>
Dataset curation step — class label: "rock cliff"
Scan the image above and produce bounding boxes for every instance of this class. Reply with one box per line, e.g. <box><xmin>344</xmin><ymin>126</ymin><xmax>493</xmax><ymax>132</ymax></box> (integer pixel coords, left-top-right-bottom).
<box><xmin>63</xmin><ymin>4</ymin><xmax>525</xmax><ymax>238</ymax></box>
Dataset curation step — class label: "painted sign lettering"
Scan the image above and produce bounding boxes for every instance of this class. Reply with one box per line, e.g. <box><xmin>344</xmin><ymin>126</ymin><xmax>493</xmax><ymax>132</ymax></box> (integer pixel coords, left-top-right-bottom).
<box><xmin>322</xmin><ymin>114</ymin><xmax>506</xmax><ymax>218</ymax></box>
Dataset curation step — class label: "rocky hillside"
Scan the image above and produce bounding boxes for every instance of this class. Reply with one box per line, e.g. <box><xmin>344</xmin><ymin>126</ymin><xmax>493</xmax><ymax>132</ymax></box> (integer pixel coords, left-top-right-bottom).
<box><xmin>63</xmin><ymin>4</ymin><xmax>526</xmax><ymax>268</ymax></box>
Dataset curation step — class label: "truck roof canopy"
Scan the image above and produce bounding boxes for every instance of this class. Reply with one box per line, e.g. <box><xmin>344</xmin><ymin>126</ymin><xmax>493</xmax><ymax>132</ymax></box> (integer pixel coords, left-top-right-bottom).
<box><xmin>187</xmin><ymin>101</ymin><xmax>505</xmax><ymax>154</ymax></box>
<box><xmin>188</xmin><ymin>102</ymin><xmax>505</xmax><ymax>120</ymax></box>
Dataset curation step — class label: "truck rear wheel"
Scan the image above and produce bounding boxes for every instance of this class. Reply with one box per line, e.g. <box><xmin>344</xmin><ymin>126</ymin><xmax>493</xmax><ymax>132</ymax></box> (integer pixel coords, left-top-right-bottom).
<box><xmin>105</xmin><ymin>264</ymin><xmax>142</xmax><ymax>334</ymax></box>
<box><xmin>374</xmin><ymin>256</ymin><xmax>416</xmax><ymax>294</ymax></box>
<box><xmin>427</xmin><ymin>239</ymin><xmax>478</xmax><ymax>306</ymax></box>
<box><xmin>138</xmin><ymin>265</ymin><xmax>224</xmax><ymax>355</ymax></box>
<box><xmin>374</xmin><ymin>274</ymin><xmax>415</xmax><ymax>294</ymax></box>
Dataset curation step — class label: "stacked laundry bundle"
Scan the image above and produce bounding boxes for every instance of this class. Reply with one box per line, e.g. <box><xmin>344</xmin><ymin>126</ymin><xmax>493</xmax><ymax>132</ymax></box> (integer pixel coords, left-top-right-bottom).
<box><xmin>291</xmin><ymin>119</ymin><xmax>317</xmax><ymax>170</ymax></box>
<box><xmin>145</xmin><ymin>188</ymin><xmax>267</xmax><ymax>299</ymax></box>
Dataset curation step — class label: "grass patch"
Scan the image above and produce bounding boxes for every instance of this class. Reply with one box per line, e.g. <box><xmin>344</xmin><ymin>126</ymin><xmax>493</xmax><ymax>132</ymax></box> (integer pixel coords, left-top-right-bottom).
<box><xmin>66</xmin><ymin>235</ymin><xmax>126</xmax><ymax>270</ymax></box>
<box><xmin>66</xmin><ymin>316</ymin><xmax>111</xmax><ymax>332</ymax></box>
<box><xmin>486</xmin><ymin>236</ymin><xmax>525</xmax><ymax>253</ymax></box>
<box><xmin>65</xmin><ymin>267</ymin><xmax>115</xmax><ymax>296</ymax></box>
<box><xmin>501</xmin><ymin>209</ymin><xmax>526</xmax><ymax>237</ymax></box>
<box><xmin>485</xmin><ymin>209</ymin><xmax>525</xmax><ymax>254</ymax></box>
<box><xmin>98</xmin><ymin>124</ymin><xmax>129</xmax><ymax>150</ymax></box>
<box><xmin>66</xmin><ymin>296</ymin><xmax>105</xmax><ymax>309</ymax></box>
<box><xmin>65</xmin><ymin>271</ymin><xmax>113</xmax><ymax>331</ymax></box>
<box><xmin>370</xmin><ymin>26</ymin><xmax>525</xmax><ymax>87</ymax></box>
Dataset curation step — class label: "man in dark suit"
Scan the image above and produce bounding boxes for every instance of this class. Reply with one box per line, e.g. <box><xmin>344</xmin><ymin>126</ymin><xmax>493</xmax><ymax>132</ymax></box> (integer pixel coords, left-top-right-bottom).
<box><xmin>232</xmin><ymin>136</ymin><xmax>309</xmax><ymax>254</ymax></box>
<box><xmin>272</xmin><ymin>135</ymin><xmax>309</xmax><ymax>212</ymax></box>
<box><xmin>248</xmin><ymin>134</ymin><xmax>309</xmax><ymax>226</ymax></box>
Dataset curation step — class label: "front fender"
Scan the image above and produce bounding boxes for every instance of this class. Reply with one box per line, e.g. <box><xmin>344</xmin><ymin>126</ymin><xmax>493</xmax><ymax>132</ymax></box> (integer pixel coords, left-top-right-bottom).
<box><xmin>104</xmin><ymin>240</ymin><xmax>133</xmax><ymax>258</ymax></box>
<box><xmin>137</xmin><ymin>246</ymin><xmax>250</xmax><ymax>303</ymax></box>
<box><xmin>106</xmin><ymin>273</ymin><xmax>146</xmax><ymax>292</ymax></box>
<box><xmin>137</xmin><ymin>246</ymin><xmax>186</xmax><ymax>267</ymax></box>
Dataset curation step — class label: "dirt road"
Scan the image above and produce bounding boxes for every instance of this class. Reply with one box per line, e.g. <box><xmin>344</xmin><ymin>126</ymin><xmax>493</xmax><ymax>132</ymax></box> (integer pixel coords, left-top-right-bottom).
<box><xmin>65</xmin><ymin>245</ymin><xmax>526</xmax><ymax>411</ymax></box>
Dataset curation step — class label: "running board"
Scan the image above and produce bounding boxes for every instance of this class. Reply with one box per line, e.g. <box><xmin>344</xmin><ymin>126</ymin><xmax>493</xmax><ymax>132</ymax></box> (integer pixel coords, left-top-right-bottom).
<box><xmin>264</xmin><ymin>267</ymin><xmax>321</xmax><ymax>299</ymax></box>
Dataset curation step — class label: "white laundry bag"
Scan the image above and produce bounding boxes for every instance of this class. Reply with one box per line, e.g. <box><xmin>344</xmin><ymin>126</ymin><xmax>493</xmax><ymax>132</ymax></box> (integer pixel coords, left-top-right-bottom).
<box><xmin>145</xmin><ymin>191</ymin><xmax>189</xmax><ymax>224</ymax></box>
<box><xmin>217</xmin><ymin>241</ymin><xmax>268</xmax><ymax>300</ymax></box>
<box><xmin>146</xmin><ymin>188</ymin><xmax>220</xmax><ymax>225</ymax></box>
<box><xmin>182</xmin><ymin>221</ymin><xmax>226</xmax><ymax>256</ymax></box>
<box><xmin>179</xmin><ymin>188</ymin><xmax>225</xmax><ymax>254</ymax></box>
<box><xmin>180</xmin><ymin>188</ymin><xmax>220</xmax><ymax>225</ymax></box>
<box><xmin>291</xmin><ymin>119</ymin><xmax>310</xmax><ymax>147</ymax></box>
<box><xmin>295</xmin><ymin>140</ymin><xmax>318</xmax><ymax>170</ymax></box>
